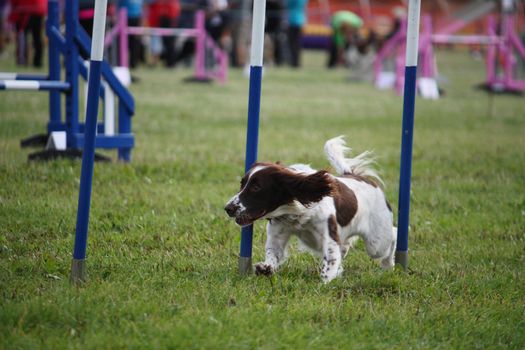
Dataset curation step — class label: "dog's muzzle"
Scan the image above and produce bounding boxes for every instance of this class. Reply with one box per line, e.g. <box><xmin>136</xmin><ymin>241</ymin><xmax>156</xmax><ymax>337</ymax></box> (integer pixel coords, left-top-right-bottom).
<box><xmin>224</xmin><ymin>202</ymin><xmax>238</xmax><ymax>218</ymax></box>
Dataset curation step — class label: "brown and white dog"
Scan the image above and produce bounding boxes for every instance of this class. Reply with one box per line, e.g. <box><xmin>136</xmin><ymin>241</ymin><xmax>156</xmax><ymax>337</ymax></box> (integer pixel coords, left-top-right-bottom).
<box><xmin>225</xmin><ymin>136</ymin><xmax>396</xmax><ymax>283</ymax></box>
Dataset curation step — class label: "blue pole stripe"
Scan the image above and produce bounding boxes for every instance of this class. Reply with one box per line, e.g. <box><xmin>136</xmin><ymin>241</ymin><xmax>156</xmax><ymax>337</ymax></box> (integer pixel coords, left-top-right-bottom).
<box><xmin>73</xmin><ymin>59</ymin><xmax>103</xmax><ymax>260</ymax></box>
<box><xmin>0</xmin><ymin>80</ymin><xmax>70</xmax><ymax>91</ymax></box>
<box><xmin>240</xmin><ymin>65</ymin><xmax>263</xmax><ymax>258</ymax></box>
<box><xmin>240</xmin><ymin>226</ymin><xmax>254</xmax><ymax>258</ymax></box>
<box><xmin>48</xmin><ymin>0</ymin><xmax>62</xmax><ymax>133</ymax></box>
<box><xmin>244</xmin><ymin>66</ymin><xmax>262</xmax><ymax>172</ymax></box>
<box><xmin>396</xmin><ymin>65</ymin><xmax>417</xmax><ymax>252</ymax></box>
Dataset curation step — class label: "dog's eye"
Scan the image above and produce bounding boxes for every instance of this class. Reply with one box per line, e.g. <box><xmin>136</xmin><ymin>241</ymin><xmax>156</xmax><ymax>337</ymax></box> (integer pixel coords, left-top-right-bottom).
<box><xmin>250</xmin><ymin>182</ymin><xmax>261</xmax><ymax>192</ymax></box>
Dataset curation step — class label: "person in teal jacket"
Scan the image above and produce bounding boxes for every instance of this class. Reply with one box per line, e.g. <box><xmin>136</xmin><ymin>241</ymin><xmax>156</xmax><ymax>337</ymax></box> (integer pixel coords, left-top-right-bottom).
<box><xmin>327</xmin><ymin>10</ymin><xmax>363</xmax><ymax>68</ymax></box>
<box><xmin>286</xmin><ymin>0</ymin><xmax>308</xmax><ymax>67</ymax></box>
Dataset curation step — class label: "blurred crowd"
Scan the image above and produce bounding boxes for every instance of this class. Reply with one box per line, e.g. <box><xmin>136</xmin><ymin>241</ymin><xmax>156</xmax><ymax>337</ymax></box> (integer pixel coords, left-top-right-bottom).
<box><xmin>0</xmin><ymin>0</ymin><xmax>381</xmax><ymax>71</ymax></box>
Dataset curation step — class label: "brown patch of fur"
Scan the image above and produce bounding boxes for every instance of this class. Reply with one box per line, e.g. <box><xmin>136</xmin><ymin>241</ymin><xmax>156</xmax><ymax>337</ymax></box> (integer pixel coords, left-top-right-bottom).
<box><xmin>342</xmin><ymin>173</ymin><xmax>380</xmax><ymax>188</ymax></box>
<box><xmin>274</xmin><ymin>167</ymin><xmax>334</xmax><ymax>206</ymax></box>
<box><xmin>327</xmin><ymin>215</ymin><xmax>340</xmax><ymax>245</ymax></box>
<box><xmin>240</xmin><ymin>163</ymin><xmax>334</xmax><ymax>214</ymax></box>
<box><xmin>332</xmin><ymin>179</ymin><xmax>358</xmax><ymax>226</ymax></box>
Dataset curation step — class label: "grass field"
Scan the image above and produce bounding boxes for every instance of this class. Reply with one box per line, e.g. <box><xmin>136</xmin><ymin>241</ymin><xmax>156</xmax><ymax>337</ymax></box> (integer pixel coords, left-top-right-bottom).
<box><xmin>1</xmin><ymin>50</ymin><xmax>524</xmax><ymax>349</ymax></box>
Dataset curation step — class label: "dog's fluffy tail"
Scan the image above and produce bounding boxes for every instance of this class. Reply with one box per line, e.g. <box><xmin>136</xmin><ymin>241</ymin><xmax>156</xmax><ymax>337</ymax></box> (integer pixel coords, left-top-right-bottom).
<box><xmin>324</xmin><ymin>136</ymin><xmax>383</xmax><ymax>186</ymax></box>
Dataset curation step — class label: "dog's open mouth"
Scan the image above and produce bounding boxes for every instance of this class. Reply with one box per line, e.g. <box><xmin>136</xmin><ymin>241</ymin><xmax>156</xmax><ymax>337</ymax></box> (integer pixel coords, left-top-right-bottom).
<box><xmin>234</xmin><ymin>211</ymin><xmax>266</xmax><ymax>227</ymax></box>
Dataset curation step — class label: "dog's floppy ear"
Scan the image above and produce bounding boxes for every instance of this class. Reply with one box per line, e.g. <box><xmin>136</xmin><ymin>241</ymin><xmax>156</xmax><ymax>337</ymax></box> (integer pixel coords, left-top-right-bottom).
<box><xmin>279</xmin><ymin>170</ymin><xmax>333</xmax><ymax>206</ymax></box>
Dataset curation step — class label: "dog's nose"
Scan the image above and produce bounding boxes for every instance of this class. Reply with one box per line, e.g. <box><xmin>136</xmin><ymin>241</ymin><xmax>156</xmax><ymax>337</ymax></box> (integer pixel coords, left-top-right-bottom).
<box><xmin>224</xmin><ymin>203</ymin><xmax>237</xmax><ymax>217</ymax></box>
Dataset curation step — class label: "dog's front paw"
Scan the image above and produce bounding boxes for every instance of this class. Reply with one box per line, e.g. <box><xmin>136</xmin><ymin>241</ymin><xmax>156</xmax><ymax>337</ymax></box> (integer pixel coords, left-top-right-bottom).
<box><xmin>320</xmin><ymin>266</ymin><xmax>342</xmax><ymax>284</ymax></box>
<box><xmin>254</xmin><ymin>262</ymin><xmax>274</xmax><ymax>276</ymax></box>
<box><xmin>321</xmin><ymin>274</ymin><xmax>338</xmax><ymax>284</ymax></box>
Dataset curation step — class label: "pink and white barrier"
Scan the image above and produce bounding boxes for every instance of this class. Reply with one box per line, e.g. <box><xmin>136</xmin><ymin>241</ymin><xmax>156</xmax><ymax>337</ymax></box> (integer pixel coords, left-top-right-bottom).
<box><xmin>105</xmin><ymin>9</ymin><xmax>228</xmax><ymax>84</ymax></box>
<box><xmin>374</xmin><ymin>10</ymin><xmax>525</xmax><ymax>97</ymax></box>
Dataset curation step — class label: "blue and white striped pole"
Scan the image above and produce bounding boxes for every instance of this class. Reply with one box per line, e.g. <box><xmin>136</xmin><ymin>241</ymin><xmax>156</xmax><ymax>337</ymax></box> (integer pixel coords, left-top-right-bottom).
<box><xmin>396</xmin><ymin>0</ymin><xmax>421</xmax><ymax>271</ymax></box>
<box><xmin>239</xmin><ymin>0</ymin><xmax>266</xmax><ymax>275</ymax></box>
<box><xmin>0</xmin><ymin>80</ymin><xmax>70</xmax><ymax>91</ymax></box>
<box><xmin>71</xmin><ymin>0</ymin><xmax>108</xmax><ymax>283</ymax></box>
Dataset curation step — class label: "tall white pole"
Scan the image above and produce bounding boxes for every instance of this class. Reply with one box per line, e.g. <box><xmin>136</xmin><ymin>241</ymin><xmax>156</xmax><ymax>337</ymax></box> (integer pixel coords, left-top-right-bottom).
<box><xmin>71</xmin><ymin>0</ymin><xmax>108</xmax><ymax>283</ymax></box>
<box><xmin>239</xmin><ymin>0</ymin><xmax>266</xmax><ymax>275</ymax></box>
<box><xmin>396</xmin><ymin>0</ymin><xmax>421</xmax><ymax>271</ymax></box>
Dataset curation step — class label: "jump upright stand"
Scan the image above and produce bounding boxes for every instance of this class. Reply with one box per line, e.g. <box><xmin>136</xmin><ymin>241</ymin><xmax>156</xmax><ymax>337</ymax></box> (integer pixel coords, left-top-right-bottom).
<box><xmin>238</xmin><ymin>0</ymin><xmax>266</xmax><ymax>275</ymax></box>
<box><xmin>0</xmin><ymin>0</ymin><xmax>135</xmax><ymax>161</ymax></box>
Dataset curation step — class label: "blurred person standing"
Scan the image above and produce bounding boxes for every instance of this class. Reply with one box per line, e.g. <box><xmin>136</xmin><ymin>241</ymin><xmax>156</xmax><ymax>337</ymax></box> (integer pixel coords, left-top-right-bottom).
<box><xmin>226</xmin><ymin>0</ymin><xmax>243</xmax><ymax>67</ymax></box>
<box><xmin>79</xmin><ymin>1</ymin><xmax>116</xmax><ymax>37</ymax></box>
<box><xmin>118</xmin><ymin>0</ymin><xmax>144</xmax><ymax>68</ymax></box>
<box><xmin>206</xmin><ymin>0</ymin><xmax>229</xmax><ymax>47</ymax></box>
<box><xmin>0</xmin><ymin>0</ymin><xmax>7</xmax><ymax>55</ymax></box>
<box><xmin>9</xmin><ymin>0</ymin><xmax>46</xmax><ymax>67</ymax></box>
<box><xmin>172</xmin><ymin>0</ymin><xmax>207</xmax><ymax>67</ymax></box>
<box><xmin>158</xmin><ymin>0</ymin><xmax>180</xmax><ymax>67</ymax></box>
<box><xmin>146</xmin><ymin>0</ymin><xmax>163</xmax><ymax>66</ymax></box>
<box><xmin>285</xmin><ymin>0</ymin><xmax>307</xmax><ymax>67</ymax></box>
<box><xmin>79</xmin><ymin>0</ymin><xmax>96</xmax><ymax>36</ymax></box>
<box><xmin>265</xmin><ymin>0</ymin><xmax>284</xmax><ymax>66</ymax></box>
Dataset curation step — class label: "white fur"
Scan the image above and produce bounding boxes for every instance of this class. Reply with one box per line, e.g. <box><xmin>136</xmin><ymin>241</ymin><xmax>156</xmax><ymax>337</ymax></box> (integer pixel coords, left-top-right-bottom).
<box><xmin>324</xmin><ymin>135</ymin><xmax>384</xmax><ymax>186</ymax></box>
<box><xmin>255</xmin><ymin>137</ymin><xmax>396</xmax><ymax>283</ymax></box>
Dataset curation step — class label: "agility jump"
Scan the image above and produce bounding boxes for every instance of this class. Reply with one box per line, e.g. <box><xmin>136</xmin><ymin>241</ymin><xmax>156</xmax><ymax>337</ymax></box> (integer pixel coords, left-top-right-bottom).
<box><xmin>106</xmin><ymin>8</ymin><xmax>228</xmax><ymax>84</ymax></box>
<box><xmin>374</xmin><ymin>0</ymin><xmax>525</xmax><ymax>98</ymax></box>
<box><xmin>0</xmin><ymin>0</ymin><xmax>135</xmax><ymax>161</ymax></box>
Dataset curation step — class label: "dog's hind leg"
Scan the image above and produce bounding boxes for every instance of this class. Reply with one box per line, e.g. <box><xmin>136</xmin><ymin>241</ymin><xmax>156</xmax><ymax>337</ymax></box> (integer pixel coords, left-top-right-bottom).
<box><xmin>381</xmin><ymin>227</ymin><xmax>397</xmax><ymax>270</ymax></box>
<box><xmin>380</xmin><ymin>228</ymin><xmax>396</xmax><ymax>270</ymax></box>
<box><xmin>364</xmin><ymin>212</ymin><xmax>396</xmax><ymax>270</ymax></box>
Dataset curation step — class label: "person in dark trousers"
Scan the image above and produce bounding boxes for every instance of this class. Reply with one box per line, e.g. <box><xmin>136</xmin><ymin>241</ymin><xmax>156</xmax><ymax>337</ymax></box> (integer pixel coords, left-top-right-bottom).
<box><xmin>0</xmin><ymin>0</ymin><xmax>8</xmax><ymax>55</ymax></box>
<box><xmin>205</xmin><ymin>0</ymin><xmax>230</xmax><ymax>46</ymax></box>
<box><xmin>265</xmin><ymin>0</ymin><xmax>284</xmax><ymax>66</ymax></box>
<box><xmin>118</xmin><ymin>0</ymin><xmax>145</xmax><ymax>68</ymax></box>
<box><xmin>172</xmin><ymin>0</ymin><xmax>205</xmax><ymax>66</ymax></box>
<box><xmin>9</xmin><ymin>0</ymin><xmax>46</xmax><ymax>67</ymax></box>
<box><xmin>79</xmin><ymin>0</ymin><xmax>95</xmax><ymax>37</ymax></box>
<box><xmin>157</xmin><ymin>0</ymin><xmax>180</xmax><ymax>67</ymax></box>
<box><xmin>285</xmin><ymin>0</ymin><xmax>307</xmax><ymax>67</ymax></box>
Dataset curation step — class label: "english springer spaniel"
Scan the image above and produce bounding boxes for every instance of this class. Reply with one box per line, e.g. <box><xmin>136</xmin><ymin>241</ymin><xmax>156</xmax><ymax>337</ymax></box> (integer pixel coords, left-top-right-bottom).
<box><xmin>225</xmin><ymin>136</ymin><xmax>396</xmax><ymax>283</ymax></box>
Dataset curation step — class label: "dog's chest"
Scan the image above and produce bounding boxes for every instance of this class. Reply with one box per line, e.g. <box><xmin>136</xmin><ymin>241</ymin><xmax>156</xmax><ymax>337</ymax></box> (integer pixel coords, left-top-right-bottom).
<box><xmin>275</xmin><ymin>214</ymin><xmax>325</xmax><ymax>252</ymax></box>
<box><xmin>275</xmin><ymin>214</ymin><xmax>310</xmax><ymax>230</ymax></box>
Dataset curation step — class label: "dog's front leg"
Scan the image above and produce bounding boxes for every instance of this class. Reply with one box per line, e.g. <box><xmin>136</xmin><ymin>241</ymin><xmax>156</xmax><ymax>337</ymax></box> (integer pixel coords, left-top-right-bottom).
<box><xmin>320</xmin><ymin>216</ymin><xmax>342</xmax><ymax>283</ymax></box>
<box><xmin>254</xmin><ymin>221</ymin><xmax>291</xmax><ymax>276</ymax></box>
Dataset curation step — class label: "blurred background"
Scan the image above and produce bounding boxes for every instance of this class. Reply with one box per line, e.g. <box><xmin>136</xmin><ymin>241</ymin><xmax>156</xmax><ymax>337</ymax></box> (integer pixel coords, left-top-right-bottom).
<box><xmin>2</xmin><ymin>0</ymin><xmax>524</xmax><ymax>72</ymax></box>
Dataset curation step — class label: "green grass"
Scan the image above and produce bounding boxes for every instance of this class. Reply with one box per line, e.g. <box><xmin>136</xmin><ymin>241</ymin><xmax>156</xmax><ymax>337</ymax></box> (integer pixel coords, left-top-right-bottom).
<box><xmin>1</xmin><ymin>50</ymin><xmax>524</xmax><ymax>349</ymax></box>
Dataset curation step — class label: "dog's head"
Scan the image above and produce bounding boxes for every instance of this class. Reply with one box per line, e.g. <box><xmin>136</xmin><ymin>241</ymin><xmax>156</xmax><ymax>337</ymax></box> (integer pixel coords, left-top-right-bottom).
<box><xmin>224</xmin><ymin>163</ymin><xmax>333</xmax><ymax>226</ymax></box>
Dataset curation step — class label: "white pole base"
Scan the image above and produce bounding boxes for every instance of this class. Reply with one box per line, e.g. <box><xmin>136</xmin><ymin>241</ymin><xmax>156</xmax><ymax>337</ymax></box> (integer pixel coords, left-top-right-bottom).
<box><xmin>395</xmin><ymin>251</ymin><xmax>408</xmax><ymax>271</ymax></box>
<box><xmin>70</xmin><ymin>259</ymin><xmax>87</xmax><ymax>284</ymax></box>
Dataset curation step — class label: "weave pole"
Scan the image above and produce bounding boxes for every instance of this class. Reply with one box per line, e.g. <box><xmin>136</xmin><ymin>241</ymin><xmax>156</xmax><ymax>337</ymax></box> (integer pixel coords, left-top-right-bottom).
<box><xmin>238</xmin><ymin>0</ymin><xmax>266</xmax><ymax>275</ymax></box>
<box><xmin>396</xmin><ymin>0</ymin><xmax>421</xmax><ymax>271</ymax></box>
<box><xmin>71</xmin><ymin>0</ymin><xmax>108</xmax><ymax>283</ymax></box>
